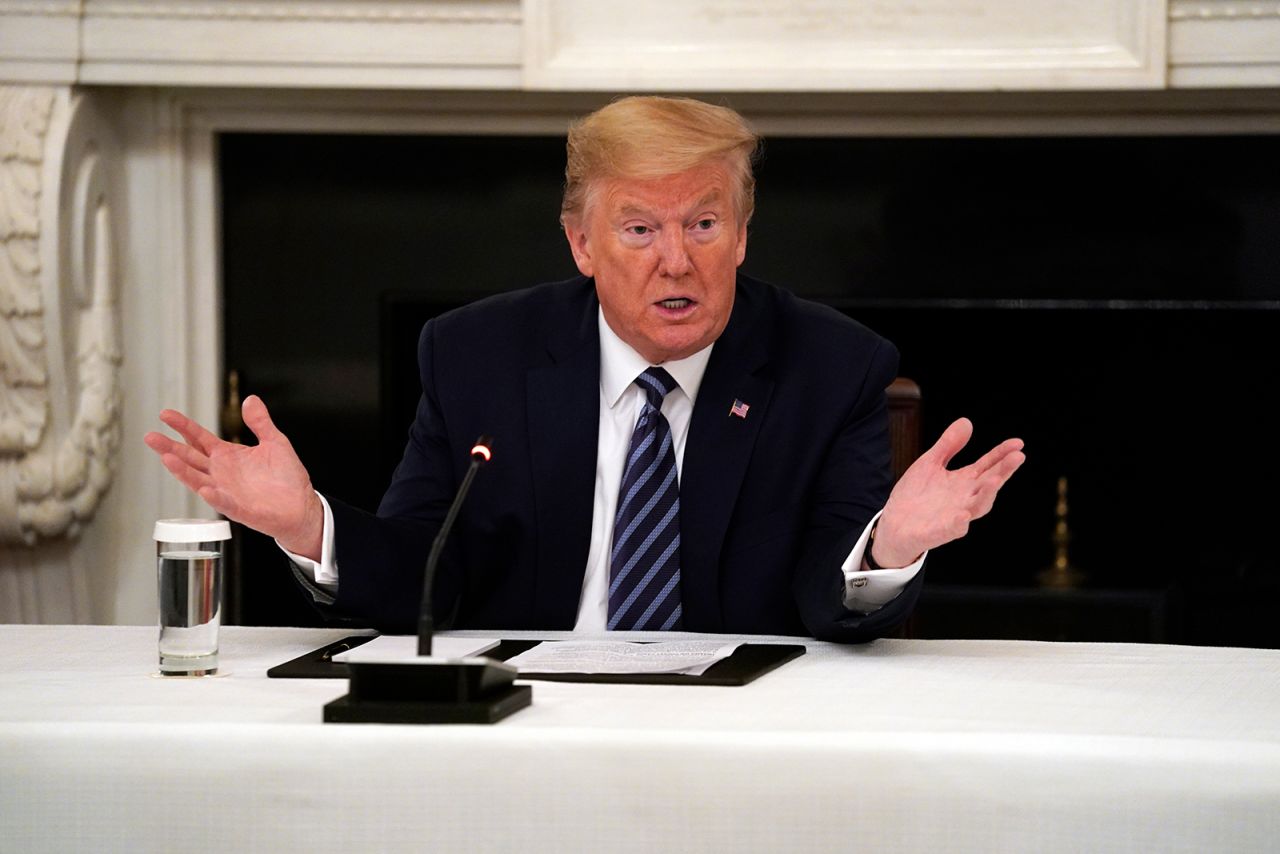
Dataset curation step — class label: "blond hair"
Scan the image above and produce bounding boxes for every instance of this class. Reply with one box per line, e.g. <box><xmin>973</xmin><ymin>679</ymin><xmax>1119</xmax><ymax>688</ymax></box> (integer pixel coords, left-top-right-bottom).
<box><xmin>561</xmin><ymin>96</ymin><xmax>760</xmax><ymax>228</ymax></box>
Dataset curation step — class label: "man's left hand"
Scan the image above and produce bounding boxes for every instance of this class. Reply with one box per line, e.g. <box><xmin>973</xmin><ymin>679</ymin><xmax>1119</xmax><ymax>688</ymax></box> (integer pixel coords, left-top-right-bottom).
<box><xmin>870</xmin><ymin>417</ymin><xmax>1025</xmax><ymax>568</ymax></box>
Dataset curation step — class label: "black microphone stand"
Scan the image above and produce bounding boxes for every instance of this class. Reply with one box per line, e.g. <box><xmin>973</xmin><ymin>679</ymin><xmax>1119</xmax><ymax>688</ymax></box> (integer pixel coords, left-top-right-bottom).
<box><xmin>324</xmin><ymin>436</ymin><xmax>532</xmax><ymax>725</ymax></box>
<box><xmin>417</xmin><ymin>437</ymin><xmax>491</xmax><ymax>656</ymax></box>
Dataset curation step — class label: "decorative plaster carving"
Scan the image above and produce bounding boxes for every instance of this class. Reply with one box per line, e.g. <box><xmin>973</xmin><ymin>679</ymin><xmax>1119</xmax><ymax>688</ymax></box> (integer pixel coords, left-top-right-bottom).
<box><xmin>1170</xmin><ymin>1</ymin><xmax>1280</xmax><ymax>19</ymax></box>
<box><xmin>0</xmin><ymin>87</ymin><xmax>52</xmax><ymax>457</ymax></box>
<box><xmin>0</xmin><ymin>85</ymin><xmax>121</xmax><ymax>546</ymax></box>
<box><xmin>0</xmin><ymin>1</ymin><xmax>79</xmax><ymax>15</ymax></box>
<box><xmin>523</xmin><ymin>0</ymin><xmax>1168</xmax><ymax>91</ymax></box>
<box><xmin>1169</xmin><ymin>0</ymin><xmax>1280</xmax><ymax>84</ymax></box>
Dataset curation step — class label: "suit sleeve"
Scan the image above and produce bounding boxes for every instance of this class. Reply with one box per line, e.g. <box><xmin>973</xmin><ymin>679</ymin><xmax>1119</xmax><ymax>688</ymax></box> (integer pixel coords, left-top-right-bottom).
<box><xmin>791</xmin><ymin>337</ymin><xmax>925</xmax><ymax>643</ymax></box>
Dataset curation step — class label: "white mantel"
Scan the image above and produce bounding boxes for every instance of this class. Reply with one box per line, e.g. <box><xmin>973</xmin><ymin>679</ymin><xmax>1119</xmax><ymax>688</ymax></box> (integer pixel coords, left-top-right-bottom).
<box><xmin>1</xmin><ymin>0</ymin><xmax>1278</xmax><ymax>625</ymax></box>
<box><xmin>3</xmin><ymin>0</ymin><xmax>1280</xmax><ymax>90</ymax></box>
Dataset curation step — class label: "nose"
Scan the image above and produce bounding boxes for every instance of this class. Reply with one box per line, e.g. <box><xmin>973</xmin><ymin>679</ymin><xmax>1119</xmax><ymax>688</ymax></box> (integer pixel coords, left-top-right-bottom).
<box><xmin>655</xmin><ymin>227</ymin><xmax>691</xmax><ymax>277</ymax></box>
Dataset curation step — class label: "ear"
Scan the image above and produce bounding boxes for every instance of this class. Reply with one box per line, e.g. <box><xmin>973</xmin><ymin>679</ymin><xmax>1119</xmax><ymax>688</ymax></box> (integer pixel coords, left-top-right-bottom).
<box><xmin>734</xmin><ymin>219</ymin><xmax>748</xmax><ymax>267</ymax></box>
<box><xmin>563</xmin><ymin>217</ymin><xmax>594</xmax><ymax>278</ymax></box>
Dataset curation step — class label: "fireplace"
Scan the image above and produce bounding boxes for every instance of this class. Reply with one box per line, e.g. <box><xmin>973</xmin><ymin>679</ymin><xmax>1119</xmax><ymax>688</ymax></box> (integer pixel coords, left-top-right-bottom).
<box><xmin>218</xmin><ymin>130</ymin><xmax>1280</xmax><ymax>644</ymax></box>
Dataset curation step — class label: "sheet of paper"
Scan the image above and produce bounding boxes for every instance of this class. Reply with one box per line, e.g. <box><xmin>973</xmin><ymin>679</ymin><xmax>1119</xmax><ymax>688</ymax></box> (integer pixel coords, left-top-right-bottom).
<box><xmin>331</xmin><ymin>635</ymin><xmax>500</xmax><ymax>663</ymax></box>
<box><xmin>504</xmin><ymin>640</ymin><xmax>741</xmax><ymax>676</ymax></box>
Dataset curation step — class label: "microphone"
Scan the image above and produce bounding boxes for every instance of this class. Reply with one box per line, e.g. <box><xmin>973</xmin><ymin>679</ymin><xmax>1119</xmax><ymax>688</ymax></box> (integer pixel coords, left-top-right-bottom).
<box><xmin>323</xmin><ymin>434</ymin><xmax>533</xmax><ymax>725</ymax></box>
<box><xmin>418</xmin><ymin>435</ymin><xmax>493</xmax><ymax>656</ymax></box>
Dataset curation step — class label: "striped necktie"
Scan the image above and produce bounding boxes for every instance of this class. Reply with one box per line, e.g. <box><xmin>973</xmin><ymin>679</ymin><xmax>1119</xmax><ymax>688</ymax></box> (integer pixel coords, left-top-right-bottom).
<box><xmin>608</xmin><ymin>367</ymin><xmax>683</xmax><ymax>631</ymax></box>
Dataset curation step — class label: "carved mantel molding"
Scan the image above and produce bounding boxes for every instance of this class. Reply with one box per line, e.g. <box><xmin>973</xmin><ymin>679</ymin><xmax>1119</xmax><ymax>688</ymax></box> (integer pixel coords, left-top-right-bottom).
<box><xmin>0</xmin><ymin>85</ymin><xmax>121</xmax><ymax>546</ymax></box>
<box><xmin>1</xmin><ymin>0</ymin><xmax>1278</xmax><ymax>91</ymax></box>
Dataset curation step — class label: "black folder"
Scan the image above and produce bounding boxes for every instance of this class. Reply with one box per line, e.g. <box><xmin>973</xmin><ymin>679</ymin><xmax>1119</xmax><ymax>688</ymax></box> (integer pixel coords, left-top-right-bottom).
<box><xmin>267</xmin><ymin>634</ymin><xmax>378</xmax><ymax>679</ymax></box>
<box><xmin>268</xmin><ymin>635</ymin><xmax>804</xmax><ymax>685</ymax></box>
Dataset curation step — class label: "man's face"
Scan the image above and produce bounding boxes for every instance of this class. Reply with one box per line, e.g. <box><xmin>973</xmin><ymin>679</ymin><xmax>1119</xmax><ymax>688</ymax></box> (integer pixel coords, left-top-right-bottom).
<box><xmin>563</xmin><ymin>161</ymin><xmax>747</xmax><ymax>364</ymax></box>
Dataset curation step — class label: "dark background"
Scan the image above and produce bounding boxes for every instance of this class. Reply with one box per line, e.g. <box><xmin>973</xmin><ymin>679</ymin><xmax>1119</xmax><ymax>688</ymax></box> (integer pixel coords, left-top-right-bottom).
<box><xmin>221</xmin><ymin>132</ymin><xmax>1280</xmax><ymax>646</ymax></box>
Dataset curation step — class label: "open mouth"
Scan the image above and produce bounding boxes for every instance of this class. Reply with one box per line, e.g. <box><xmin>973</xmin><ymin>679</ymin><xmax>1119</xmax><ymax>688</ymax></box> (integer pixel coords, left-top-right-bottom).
<box><xmin>658</xmin><ymin>298</ymin><xmax>693</xmax><ymax>309</ymax></box>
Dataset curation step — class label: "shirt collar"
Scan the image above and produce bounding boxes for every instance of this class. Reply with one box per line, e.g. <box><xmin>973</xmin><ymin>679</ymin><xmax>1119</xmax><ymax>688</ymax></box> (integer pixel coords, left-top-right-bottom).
<box><xmin>598</xmin><ymin>308</ymin><xmax>715</xmax><ymax>409</ymax></box>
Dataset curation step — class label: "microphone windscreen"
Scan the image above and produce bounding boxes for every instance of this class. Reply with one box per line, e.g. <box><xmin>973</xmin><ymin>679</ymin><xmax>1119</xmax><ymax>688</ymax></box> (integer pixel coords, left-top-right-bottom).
<box><xmin>470</xmin><ymin>436</ymin><xmax>494</xmax><ymax>463</ymax></box>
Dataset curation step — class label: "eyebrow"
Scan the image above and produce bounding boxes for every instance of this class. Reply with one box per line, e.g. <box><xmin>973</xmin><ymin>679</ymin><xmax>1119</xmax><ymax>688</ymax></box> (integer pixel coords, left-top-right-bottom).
<box><xmin>617</xmin><ymin>190</ymin><xmax>724</xmax><ymax>219</ymax></box>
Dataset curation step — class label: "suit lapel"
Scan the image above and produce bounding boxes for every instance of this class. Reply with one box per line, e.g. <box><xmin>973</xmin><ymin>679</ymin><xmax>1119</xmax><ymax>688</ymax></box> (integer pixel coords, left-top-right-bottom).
<box><xmin>680</xmin><ymin>279</ymin><xmax>774</xmax><ymax>632</ymax></box>
<box><xmin>526</xmin><ymin>282</ymin><xmax>600</xmax><ymax>628</ymax></box>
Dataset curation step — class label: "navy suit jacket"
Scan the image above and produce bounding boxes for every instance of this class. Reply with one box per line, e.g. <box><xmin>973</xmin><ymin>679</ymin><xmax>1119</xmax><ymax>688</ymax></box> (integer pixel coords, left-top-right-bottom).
<box><xmin>322</xmin><ymin>274</ymin><xmax>923</xmax><ymax>642</ymax></box>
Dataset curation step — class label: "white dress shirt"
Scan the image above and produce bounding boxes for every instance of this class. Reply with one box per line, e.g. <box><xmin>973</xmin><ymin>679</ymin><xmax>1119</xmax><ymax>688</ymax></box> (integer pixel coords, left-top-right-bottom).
<box><xmin>288</xmin><ymin>308</ymin><xmax>925</xmax><ymax>624</ymax></box>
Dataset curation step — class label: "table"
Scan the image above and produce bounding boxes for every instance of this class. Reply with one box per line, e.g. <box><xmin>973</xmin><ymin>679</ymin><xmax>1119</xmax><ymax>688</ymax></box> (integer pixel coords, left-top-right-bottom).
<box><xmin>3</xmin><ymin>626</ymin><xmax>1279</xmax><ymax>852</ymax></box>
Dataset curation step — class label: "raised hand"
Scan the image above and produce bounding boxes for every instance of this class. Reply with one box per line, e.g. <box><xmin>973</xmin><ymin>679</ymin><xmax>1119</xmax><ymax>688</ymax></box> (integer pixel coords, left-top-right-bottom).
<box><xmin>143</xmin><ymin>395</ymin><xmax>325</xmax><ymax>560</ymax></box>
<box><xmin>870</xmin><ymin>418</ymin><xmax>1025</xmax><ymax>568</ymax></box>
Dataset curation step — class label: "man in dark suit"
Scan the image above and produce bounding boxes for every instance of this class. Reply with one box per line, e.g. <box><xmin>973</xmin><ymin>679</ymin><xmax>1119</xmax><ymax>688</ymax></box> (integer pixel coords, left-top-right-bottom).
<box><xmin>146</xmin><ymin>96</ymin><xmax>1024</xmax><ymax>642</ymax></box>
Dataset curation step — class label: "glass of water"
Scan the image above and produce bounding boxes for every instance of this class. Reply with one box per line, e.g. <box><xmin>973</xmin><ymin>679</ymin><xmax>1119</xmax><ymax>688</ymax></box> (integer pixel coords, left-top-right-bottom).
<box><xmin>155</xmin><ymin>518</ymin><xmax>231</xmax><ymax>676</ymax></box>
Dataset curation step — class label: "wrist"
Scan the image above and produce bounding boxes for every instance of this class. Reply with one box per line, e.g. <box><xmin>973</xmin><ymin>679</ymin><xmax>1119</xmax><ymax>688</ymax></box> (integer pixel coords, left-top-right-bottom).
<box><xmin>865</xmin><ymin>517</ymin><xmax>921</xmax><ymax>570</ymax></box>
<box><xmin>279</xmin><ymin>492</ymin><xmax>324</xmax><ymax>561</ymax></box>
<box><xmin>864</xmin><ymin>521</ymin><xmax>885</xmax><ymax>570</ymax></box>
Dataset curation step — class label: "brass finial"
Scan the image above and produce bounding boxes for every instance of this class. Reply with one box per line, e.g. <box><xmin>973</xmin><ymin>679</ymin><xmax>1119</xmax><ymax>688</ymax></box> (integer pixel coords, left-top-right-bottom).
<box><xmin>220</xmin><ymin>369</ymin><xmax>244</xmax><ymax>444</ymax></box>
<box><xmin>1037</xmin><ymin>476</ymin><xmax>1085</xmax><ymax>589</ymax></box>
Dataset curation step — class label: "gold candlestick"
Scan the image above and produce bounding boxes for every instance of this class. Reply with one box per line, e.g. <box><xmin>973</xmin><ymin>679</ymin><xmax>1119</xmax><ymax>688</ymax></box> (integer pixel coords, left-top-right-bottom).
<box><xmin>1038</xmin><ymin>476</ymin><xmax>1085</xmax><ymax>589</ymax></box>
<box><xmin>220</xmin><ymin>369</ymin><xmax>244</xmax><ymax>444</ymax></box>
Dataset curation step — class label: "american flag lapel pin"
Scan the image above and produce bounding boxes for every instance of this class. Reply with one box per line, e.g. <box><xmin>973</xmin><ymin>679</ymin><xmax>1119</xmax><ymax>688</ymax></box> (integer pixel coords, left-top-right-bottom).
<box><xmin>730</xmin><ymin>398</ymin><xmax>750</xmax><ymax>419</ymax></box>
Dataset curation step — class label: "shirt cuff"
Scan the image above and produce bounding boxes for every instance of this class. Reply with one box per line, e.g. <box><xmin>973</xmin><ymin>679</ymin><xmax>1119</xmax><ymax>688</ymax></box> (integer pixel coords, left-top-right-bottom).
<box><xmin>278</xmin><ymin>492</ymin><xmax>338</xmax><ymax>591</ymax></box>
<box><xmin>839</xmin><ymin>510</ymin><xmax>926</xmax><ymax>614</ymax></box>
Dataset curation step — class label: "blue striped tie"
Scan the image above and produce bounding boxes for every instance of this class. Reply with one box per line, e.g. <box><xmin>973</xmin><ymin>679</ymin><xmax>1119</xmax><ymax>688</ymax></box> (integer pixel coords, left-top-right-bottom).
<box><xmin>608</xmin><ymin>367</ymin><xmax>683</xmax><ymax>631</ymax></box>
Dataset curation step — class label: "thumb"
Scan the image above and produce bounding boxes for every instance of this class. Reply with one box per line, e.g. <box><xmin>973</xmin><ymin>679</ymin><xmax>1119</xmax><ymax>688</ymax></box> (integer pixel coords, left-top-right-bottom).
<box><xmin>925</xmin><ymin>417</ymin><xmax>974</xmax><ymax>470</ymax></box>
<box><xmin>242</xmin><ymin>395</ymin><xmax>284</xmax><ymax>445</ymax></box>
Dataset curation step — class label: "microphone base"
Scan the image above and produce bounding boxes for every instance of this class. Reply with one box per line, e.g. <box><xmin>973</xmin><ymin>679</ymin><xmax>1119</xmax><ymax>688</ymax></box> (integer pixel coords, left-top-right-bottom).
<box><xmin>323</xmin><ymin>659</ymin><xmax>532</xmax><ymax>725</ymax></box>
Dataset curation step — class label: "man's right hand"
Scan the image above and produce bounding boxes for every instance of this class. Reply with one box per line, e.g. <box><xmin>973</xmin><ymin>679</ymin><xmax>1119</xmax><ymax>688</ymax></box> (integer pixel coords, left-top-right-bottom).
<box><xmin>143</xmin><ymin>395</ymin><xmax>324</xmax><ymax>561</ymax></box>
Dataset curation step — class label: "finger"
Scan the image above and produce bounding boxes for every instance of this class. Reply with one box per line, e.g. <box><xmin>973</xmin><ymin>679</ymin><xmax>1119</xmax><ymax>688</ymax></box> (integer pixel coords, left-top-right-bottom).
<box><xmin>986</xmin><ymin>449</ymin><xmax>1026</xmax><ymax>486</ymax></box>
<box><xmin>242</xmin><ymin>395</ymin><xmax>285</xmax><ymax>445</ymax></box>
<box><xmin>970</xmin><ymin>437</ymin><xmax>1025</xmax><ymax>477</ymax></box>
<box><xmin>924</xmin><ymin>417</ymin><xmax>973</xmax><ymax>469</ymax></box>
<box><xmin>970</xmin><ymin>479</ymin><xmax>1007</xmax><ymax>519</ymax></box>
<box><xmin>970</xmin><ymin>450</ymin><xmax>1026</xmax><ymax>498</ymax></box>
<box><xmin>158</xmin><ymin>452</ymin><xmax>216</xmax><ymax>496</ymax></box>
<box><xmin>165</xmin><ymin>438</ymin><xmax>213</xmax><ymax>475</ymax></box>
<box><xmin>144</xmin><ymin>431</ymin><xmax>176</xmax><ymax>455</ymax></box>
<box><xmin>968</xmin><ymin>451</ymin><xmax>1027</xmax><ymax>516</ymax></box>
<box><xmin>145</xmin><ymin>431</ymin><xmax>213</xmax><ymax>473</ymax></box>
<box><xmin>157</xmin><ymin>409</ymin><xmax>222</xmax><ymax>456</ymax></box>
<box><xmin>969</xmin><ymin>492</ymin><xmax>998</xmax><ymax>520</ymax></box>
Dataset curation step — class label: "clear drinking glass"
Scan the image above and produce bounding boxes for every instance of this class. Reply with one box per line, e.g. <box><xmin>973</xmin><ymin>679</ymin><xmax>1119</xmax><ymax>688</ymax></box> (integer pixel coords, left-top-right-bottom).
<box><xmin>155</xmin><ymin>519</ymin><xmax>231</xmax><ymax>676</ymax></box>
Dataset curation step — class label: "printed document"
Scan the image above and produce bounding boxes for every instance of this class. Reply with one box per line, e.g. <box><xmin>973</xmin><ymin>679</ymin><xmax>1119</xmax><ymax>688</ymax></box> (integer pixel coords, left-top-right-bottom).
<box><xmin>505</xmin><ymin>640</ymin><xmax>741</xmax><ymax>675</ymax></box>
<box><xmin>331</xmin><ymin>635</ymin><xmax>500</xmax><ymax>663</ymax></box>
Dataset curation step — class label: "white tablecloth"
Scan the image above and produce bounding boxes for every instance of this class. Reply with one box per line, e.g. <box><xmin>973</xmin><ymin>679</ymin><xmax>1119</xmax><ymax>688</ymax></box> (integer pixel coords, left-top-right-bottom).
<box><xmin>2</xmin><ymin>625</ymin><xmax>1279</xmax><ymax>852</ymax></box>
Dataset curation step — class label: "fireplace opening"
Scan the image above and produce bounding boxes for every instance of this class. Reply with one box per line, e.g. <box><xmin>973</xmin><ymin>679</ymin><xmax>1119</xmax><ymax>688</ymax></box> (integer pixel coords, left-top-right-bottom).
<box><xmin>221</xmin><ymin>131</ymin><xmax>1280</xmax><ymax>646</ymax></box>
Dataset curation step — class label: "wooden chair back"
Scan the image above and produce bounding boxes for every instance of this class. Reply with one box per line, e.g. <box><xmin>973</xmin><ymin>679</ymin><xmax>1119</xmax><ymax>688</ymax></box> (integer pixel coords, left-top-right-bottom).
<box><xmin>886</xmin><ymin>377</ymin><xmax>921</xmax><ymax>482</ymax></box>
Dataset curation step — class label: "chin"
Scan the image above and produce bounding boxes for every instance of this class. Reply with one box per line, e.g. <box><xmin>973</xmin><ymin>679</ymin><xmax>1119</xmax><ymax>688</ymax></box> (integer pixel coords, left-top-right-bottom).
<box><xmin>635</xmin><ymin>322</ymin><xmax>715</xmax><ymax>362</ymax></box>
<box><xmin>653</xmin><ymin>340</ymin><xmax>703</xmax><ymax>363</ymax></box>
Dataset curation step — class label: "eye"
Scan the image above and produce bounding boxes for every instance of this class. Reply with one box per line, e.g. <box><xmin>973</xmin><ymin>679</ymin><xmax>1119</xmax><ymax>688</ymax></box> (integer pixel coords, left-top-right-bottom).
<box><xmin>626</xmin><ymin>225</ymin><xmax>651</xmax><ymax>236</ymax></box>
<box><xmin>694</xmin><ymin>218</ymin><xmax>716</xmax><ymax>231</ymax></box>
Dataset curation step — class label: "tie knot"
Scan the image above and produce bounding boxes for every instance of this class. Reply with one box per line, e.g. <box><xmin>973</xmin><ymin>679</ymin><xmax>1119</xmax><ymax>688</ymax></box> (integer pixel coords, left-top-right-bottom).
<box><xmin>635</xmin><ymin>367</ymin><xmax>677</xmax><ymax>408</ymax></box>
